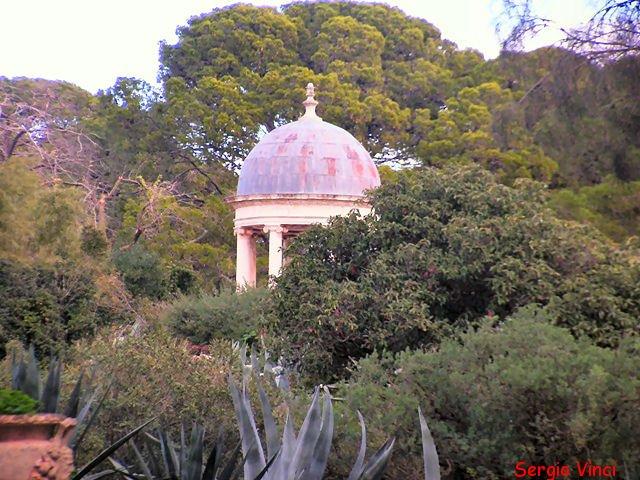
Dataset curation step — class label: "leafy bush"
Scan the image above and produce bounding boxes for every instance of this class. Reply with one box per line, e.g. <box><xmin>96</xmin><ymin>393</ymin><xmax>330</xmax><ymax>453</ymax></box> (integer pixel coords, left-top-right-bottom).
<box><xmin>0</xmin><ymin>259</ymin><xmax>120</xmax><ymax>357</ymax></box>
<box><xmin>81</xmin><ymin>226</ymin><xmax>109</xmax><ymax>256</ymax></box>
<box><xmin>167</xmin><ymin>264</ymin><xmax>198</xmax><ymax>295</ymax></box>
<box><xmin>0</xmin><ymin>388</ymin><xmax>38</xmax><ymax>414</ymax></box>
<box><xmin>65</xmin><ymin>325</ymin><xmax>239</xmax><ymax>465</ymax></box>
<box><xmin>550</xmin><ymin>175</ymin><xmax>640</xmax><ymax>241</ymax></box>
<box><xmin>334</xmin><ymin>307</ymin><xmax>640</xmax><ymax>479</ymax></box>
<box><xmin>113</xmin><ymin>245</ymin><xmax>199</xmax><ymax>299</ymax></box>
<box><xmin>113</xmin><ymin>245</ymin><xmax>169</xmax><ymax>299</ymax></box>
<box><xmin>166</xmin><ymin>288</ymin><xmax>269</xmax><ymax>344</ymax></box>
<box><xmin>266</xmin><ymin>165</ymin><xmax>640</xmax><ymax>383</ymax></box>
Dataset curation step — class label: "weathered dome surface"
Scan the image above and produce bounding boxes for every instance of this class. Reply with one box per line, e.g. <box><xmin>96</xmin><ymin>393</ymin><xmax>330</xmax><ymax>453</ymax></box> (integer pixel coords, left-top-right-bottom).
<box><xmin>237</xmin><ymin>86</ymin><xmax>380</xmax><ymax>197</ymax></box>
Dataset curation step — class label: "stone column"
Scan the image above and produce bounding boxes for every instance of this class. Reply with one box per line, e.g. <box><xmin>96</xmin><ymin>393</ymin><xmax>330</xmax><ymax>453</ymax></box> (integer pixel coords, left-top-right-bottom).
<box><xmin>264</xmin><ymin>225</ymin><xmax>287</xmax><ymax>281</ymax></box>
<box><xmin>235</xmin><ymin>228</ymin><xmax>256</xmax><ymax>289</ymax></box>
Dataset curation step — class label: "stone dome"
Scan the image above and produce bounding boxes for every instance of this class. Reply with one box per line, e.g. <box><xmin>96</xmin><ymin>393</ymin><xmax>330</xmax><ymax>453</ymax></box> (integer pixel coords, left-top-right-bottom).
<box><xmin>237</xmin><ymin>84</ymin><xmax>380</xmax><ymax>197</ymax></box>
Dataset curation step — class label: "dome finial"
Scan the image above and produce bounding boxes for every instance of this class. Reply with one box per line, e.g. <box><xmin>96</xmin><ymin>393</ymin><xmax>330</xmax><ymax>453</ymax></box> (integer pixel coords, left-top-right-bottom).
<box><xmin>301</xmin><ymin>82</ymin><xmax>321</xmax><ymax>121</ymax></box>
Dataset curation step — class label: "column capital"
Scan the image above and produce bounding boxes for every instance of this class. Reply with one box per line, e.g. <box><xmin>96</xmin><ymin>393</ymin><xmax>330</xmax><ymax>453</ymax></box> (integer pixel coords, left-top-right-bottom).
<box><xmin>234</xmin><ymin>227</ymin><xmax>254</xmax><ymax>236</ymax></box>
<box><xmin>263</xmin><ymin>225</ymin><xmax>288</xmax><ymax>234</ymax></box>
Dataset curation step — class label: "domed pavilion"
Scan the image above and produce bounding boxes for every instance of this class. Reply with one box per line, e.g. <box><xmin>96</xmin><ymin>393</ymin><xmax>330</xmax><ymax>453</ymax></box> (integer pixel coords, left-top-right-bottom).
<box><xmin>227</xmin><ymin>84</ymin><xmax>381</xmax><ymax>288</ymax></box>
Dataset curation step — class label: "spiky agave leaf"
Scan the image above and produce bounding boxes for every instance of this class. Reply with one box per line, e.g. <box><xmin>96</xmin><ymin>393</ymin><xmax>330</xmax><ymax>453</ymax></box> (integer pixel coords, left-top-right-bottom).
<box><xmin>159</xmin><ymin>429</ymin><xmax>179</xmax><ymax>479</ymax></box>
<box><xmin>256</xmin><ymin>375</ymin><xmax>280</xmax><ymax>459</ymax></box>
<box><xmin>215</xmin><ymin>440</ymin><xmax>242</xmax><ymax>480</ymax></box>
<box><xmin>10</xmin><ymin>349</ymin><xmax>26</xmax><ymax>391</ymax></box>
<box><xmin>64</xmin><ymin>370</ymin><xmax>84</xmax><ymax>418</ymax></box>
<box><xmin>347</xmin><ymin>411</ymin><xmax>368</xmax><ymax>480</ymax></box>
<box><xmin>130</xmin><ymin>440</ymin><xmax>155</xmax><ymax>479</ymax></box>
<box><xmin>142</xmin><ymin>433</ymin><xmax>164</xmax><ymax>477</ymax></box>
<box><xmin>81</xmin><ymin>470</ymin><xmax>127</xmax><ymax>480</ymax></box>
<box><xmin>72</xmin><ymin>385</ymin><xmax>111</xmax><ymax>451</ymax></box>
<box><xmin>269</xmin><ymin>411</ymin><xmax>296</xmax><ymax>480</ymax></box>
<box><xmin>107</xmin><ymin>457</ymin><xmax>138</xmax><ymax>479</ymax></box>
<box><xmin>15</xmin><ymin>345</ymin><xmax>41</xmax><ymax>402</ymax></box>
<box><xmin>253</xmin><ymin>449</ymin><xmax>280</xmax><ymax>480</ymax></box>
<box><xmin>359</xmin><ymin>437</ymin><xmax>395</xmax><ymax>480</ymax></box>
<box><xmin>229</xmin><ymin>377</ymin><xmax>266</xmax><ymax>479</ymax></box>
<box><xmin>242</xmin><ymin>382</ymin><xmax>263</xmax><ymax>452</ymax></box>
<box><xmin>201</xmin><ymin>428</ymin><xmax>226</xmax><ymax>480</ymax></box>
<box><xmin>304</xmin><ymin>388</ymin><xmax>334</xmax><ymax>480</ymax></box>
<box><xmin>180</xmin><ymin>423</ymin><xmax>187</xmax><ymax>476</ymax></box>
<box><xmin>185</xmin><ymin>424</ymin><xmax>205</xmax><ymax>480</ymax></box>
<box><xmin>41</xmin><ymin>358</ymin><xmax>61</xmax><ymax>413</ymax></box>
<box><xmin>418</xmin><ymin>407</ymin><xmax>441</xmax><ymax>480</ymax></box>
<box><xmin>290</xmin><ymin>388</ymin><xmax>322</xmax><ymax>477</ymax></box>
<box><xmin>71</xmin><ymin>417</ymin><xmax>156</xmax><ymax>480</ymax></box>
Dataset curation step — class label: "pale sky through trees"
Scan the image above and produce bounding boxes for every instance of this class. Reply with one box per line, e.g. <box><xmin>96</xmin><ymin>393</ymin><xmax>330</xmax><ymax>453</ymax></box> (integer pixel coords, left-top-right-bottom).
<box><xmin>0</xmin><ymin>0</ymin><xmax>593</xmax><ymax>93</ymax></box>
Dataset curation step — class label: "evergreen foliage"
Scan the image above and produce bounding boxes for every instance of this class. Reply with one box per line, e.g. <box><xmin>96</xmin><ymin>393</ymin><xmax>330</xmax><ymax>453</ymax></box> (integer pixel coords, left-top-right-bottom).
<box><xmin>267</xmin><ymin>165</ymin><xmax>640</xmax><ymax>382</ymax></box>
<box><xmin>337</xmin><ymin>309</ymin><xmax>640</xmax><ymax>479</ymax></box>
<box><xmin>166</xmin><ymin>288</ymin><xmax>269</xmax><ymax>344</ymax></box>
<box><xmin>0</xmin><ymin>161</ymin><xmax>128</xmax><ymax>357</ymax></box>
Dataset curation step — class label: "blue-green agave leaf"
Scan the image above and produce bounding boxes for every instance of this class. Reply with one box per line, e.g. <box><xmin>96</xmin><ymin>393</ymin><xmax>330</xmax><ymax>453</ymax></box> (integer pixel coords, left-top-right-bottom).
<box><xmin>360</xmin><ymin>437</ymin><xmax>395</xmax><ymax>480</ymax></box>
<box><xmin>256</xmin><ymin>376</ymin><xmax>280</xmax><ymax>459</ymax></box>
<box><xmin>291</xmin><ymin>388</ymin><xmax>322</xmax><ymax>476</ymax></box>
<box><xmin>419</xmin><ymin>407</ymin><xmax>441</xmax><ymax>480</ymax></box>
<box><xmin>347</xmin><ymin>411</ymin><xmax>368</xmax><ymax>480</ymax></box>
<box><xmin>305</xmin><ymin>388</ymin><xmax>334</xmax><ymax>480</ymax></box>
<box><xmin>229</xmin><ymin>377</ymin><xmax>266</xmax><ymax>479</ymax></box>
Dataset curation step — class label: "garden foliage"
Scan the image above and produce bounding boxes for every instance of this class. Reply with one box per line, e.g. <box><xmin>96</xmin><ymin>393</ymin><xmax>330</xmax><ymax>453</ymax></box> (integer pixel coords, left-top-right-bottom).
<box><xmin>336</xmin><ymin>308</ymin><xmax>640</xmax><ymax>479</ymax></box>
<box><xmin>268</xmin><ymin>165</ymin><xmax>640</xmax><ymax>381</ymax></box>
<box><xmin>166</xmin><ymin>288</ymin><xmax>269</xmax><ymax>344</ymax></box>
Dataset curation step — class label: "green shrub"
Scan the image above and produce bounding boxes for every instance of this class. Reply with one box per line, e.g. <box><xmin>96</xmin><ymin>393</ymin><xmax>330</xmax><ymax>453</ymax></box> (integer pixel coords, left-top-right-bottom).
<box><xmin>0</xmin><ymin>259</ymin><xmax>115</xmax><ymax>357</ymax></box>
<box><xmin>113</xmin><ymin>245</ymin><xmax>168</xmax><ymax>299</ymax></box>
<box><xmin>0</xmin><ymin>388</ymin><xmax>38</xmax><ymax>414</ymax></box>
<box><xmin>166</xmin><ymin>288</ymin><xmax>269</xmax><ymax>343</ymax></box>
<box><xmin>80</xmin><ymin>225</ymin><xmax>109</xmax><ymax>256</ymax></box>
<box><xmin>167</xmin><ymin>264</ymin><xmax>198</xmax><ymax>295</ymax></box>
<box><xmin>334</xmin><ymin>307</ymin><xmax>640</xmax><ymax>479</ymax></box>
<box><xmin>266</xmin><ymin>165</ymin><xmax>640</xmax><ymax>383</ymax></box>
<box><xmin>65</xmin><ymin>325</ymin><xmax>240</xmax><ymax>465</ymax></box>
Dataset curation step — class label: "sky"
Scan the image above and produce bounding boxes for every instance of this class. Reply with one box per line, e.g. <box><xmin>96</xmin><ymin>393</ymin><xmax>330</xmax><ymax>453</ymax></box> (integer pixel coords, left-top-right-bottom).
<box><xmin>0</xmin><ymin>0</ymin><xmax>595</xmax><ymax>94</ymax></box>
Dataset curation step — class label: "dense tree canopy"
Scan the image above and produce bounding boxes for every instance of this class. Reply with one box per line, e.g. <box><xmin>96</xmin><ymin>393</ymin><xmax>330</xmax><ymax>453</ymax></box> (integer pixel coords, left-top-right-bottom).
<box><xmin>158</xmin><ymin>2</ymin><xmax>640</xmax><ymax>187</ymax></box>
<box><xmin>3</xmin><ymin>1</ymin><xmax>639</xmax><ymax>261</ymax></box>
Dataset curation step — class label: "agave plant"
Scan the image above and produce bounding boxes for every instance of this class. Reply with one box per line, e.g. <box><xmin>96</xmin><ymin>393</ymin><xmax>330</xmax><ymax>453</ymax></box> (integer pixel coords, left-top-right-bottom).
<box><xmin>230</xmin><ymin>375</ymin><xmax>396</xmax><ymax>480</ymax></box>
<box><xmin>419</xmin><ymin>407</ymin><xmax>441</xmax><ymax>480</ymax></box>
<box><xmin>8</xmin><ymin>344</ymin><xmax>154</xmax><ymax>480</ymax></box>
<box><xmin>94</xmin><ymin>422</ymin><xmax>278</xmax><ymax>480</ymax></box>
<box><xmin>10</xmin><ymin>344</ymin><xmax>113</xmax><ymax>453</ymax></box>
<box><xmin>11</xmin><ymin>345</ymin><xmax>80</xmax><ymax>416</ymax></box>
